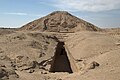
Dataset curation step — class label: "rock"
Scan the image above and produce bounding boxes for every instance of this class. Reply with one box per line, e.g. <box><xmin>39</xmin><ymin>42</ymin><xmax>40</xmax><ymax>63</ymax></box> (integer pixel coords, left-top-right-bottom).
<box><xmin>39</xmin><ymin>53</ymin><xmax>46</xmax><ymax>58</ymax></box>
<box><xmin>41</xmin><ymin>71</ymin><xmax>48</xmax><ymax>74</ymax></box>
<box><xmin>6</xmin><ymin>69</ymin><xmax>16</xmax><ymax>75</ymax></box>
<box><xmin>26</xmin><ymin>69</ymin><xmax>35</xmax><ymax>73</ymax></box>
<box><xmin>87</xmin><ymin>61</ymin><xmax>100</xmax><ymax>69</ymax></box>
<box><xmin>0</xmin><ymin>67</ymin><xmax>19</xmax><ymax>79</ymax></box>
<box><xmin>0</xmin><ymin>64</ymin><xmax>6</xmax><ymax>68</ymax></box>
<box><xmin>16</xmin><ymin>57</ymin><xmax>39</xmax><ymax>72</ymax></box>
<box><xmin>116</xmin><ymin>43</ymin><xmax>120</xmax><ymax>46</ymax></box>
<box><xmin>18</xmin><ymin>61</ymin><xmax>38</xmax><ymax>71</ymax></box>
<box><xmin>0</xmin><ymin>68</ymin><xmax>7</xmax><ymax>78</ymax></box>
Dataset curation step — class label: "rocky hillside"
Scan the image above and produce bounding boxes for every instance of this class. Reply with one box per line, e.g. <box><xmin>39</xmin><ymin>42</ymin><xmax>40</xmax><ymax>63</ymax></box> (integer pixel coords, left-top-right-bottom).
<box><xmin>20</xmin><ymin>11</ymin><xmax>101</xmax><ymax>32</ymax></box>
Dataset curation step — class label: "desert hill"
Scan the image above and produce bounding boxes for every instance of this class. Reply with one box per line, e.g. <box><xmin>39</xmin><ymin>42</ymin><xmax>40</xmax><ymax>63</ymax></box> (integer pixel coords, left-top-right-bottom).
<box><xmin>20</xmin><ymin>11</ymin><xmax>101</xmax><ymax>32</ymax></box>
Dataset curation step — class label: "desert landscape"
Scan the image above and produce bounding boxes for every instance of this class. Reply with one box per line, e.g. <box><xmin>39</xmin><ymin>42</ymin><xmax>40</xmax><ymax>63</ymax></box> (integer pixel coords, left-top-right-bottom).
<box><xmin>0</xmin><ymin>11</ymin><xmax>120</xmax><ymax>80</ymax></box>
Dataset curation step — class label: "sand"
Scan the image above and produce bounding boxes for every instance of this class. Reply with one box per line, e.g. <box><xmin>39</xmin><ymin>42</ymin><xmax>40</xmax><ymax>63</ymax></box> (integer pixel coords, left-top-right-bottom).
<box><xmin>0</xmin><ymin>29</ymin><xmax>120</xmax><ymax>80</ymax></box>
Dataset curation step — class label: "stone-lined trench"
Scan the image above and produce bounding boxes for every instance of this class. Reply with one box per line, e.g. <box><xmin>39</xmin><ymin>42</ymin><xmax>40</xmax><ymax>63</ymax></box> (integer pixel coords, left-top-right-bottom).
<box><xmin>49</xmin><ymin>41</ymin><xmax>78</xmax><ymax>73</ymax></box>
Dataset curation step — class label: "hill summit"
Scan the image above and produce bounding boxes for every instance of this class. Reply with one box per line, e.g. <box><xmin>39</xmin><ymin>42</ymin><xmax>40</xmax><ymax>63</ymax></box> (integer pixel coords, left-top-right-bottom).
<box><xmin>20</xmin><ymin>11</ymin><xmax>101</xmax><ymax>32</ymax></box>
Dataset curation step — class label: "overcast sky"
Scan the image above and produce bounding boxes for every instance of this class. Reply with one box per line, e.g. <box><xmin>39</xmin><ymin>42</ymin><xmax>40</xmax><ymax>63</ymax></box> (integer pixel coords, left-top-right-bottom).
<box><xmin>0</xmin><ymin>0</ymin><xmax>120</xmax><ymax>28</ymax></box>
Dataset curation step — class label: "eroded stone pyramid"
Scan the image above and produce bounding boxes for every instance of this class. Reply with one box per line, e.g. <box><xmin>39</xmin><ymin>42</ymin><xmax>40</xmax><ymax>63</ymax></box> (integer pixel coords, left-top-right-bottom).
<box><xmin>20</xmin><ymin>11</ymin><xmax>101</xmax><ymax>32</ymax></box>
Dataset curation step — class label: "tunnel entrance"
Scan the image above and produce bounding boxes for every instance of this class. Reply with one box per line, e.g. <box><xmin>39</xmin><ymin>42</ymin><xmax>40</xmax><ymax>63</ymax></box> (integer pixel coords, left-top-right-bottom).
<box><xmin>50</xmin><ymin>42</ymin><xmax>73</xmax><ymax>73</ymax></box>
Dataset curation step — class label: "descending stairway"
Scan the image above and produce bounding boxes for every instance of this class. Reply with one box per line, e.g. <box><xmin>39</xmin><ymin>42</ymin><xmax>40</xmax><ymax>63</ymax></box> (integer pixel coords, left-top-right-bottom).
<box><xmin>53</xmin><ymin>33</ymin><xmax>69</xmax><ymax>42</ymax></box>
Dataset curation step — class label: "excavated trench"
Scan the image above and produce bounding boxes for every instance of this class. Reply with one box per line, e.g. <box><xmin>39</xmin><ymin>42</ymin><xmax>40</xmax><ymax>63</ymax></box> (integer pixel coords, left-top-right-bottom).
<box><xmin>50</xmin><ymin>41</ymin><xmax>78</xmax><ymax>73</ymax></box>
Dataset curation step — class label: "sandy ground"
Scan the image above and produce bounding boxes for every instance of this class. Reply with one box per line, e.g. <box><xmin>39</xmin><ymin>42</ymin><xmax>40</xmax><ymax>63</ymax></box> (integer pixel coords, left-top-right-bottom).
<box><xmin>0</xmin><ymin>29</ymin><xmax>120</xmax><ymax>80</ymax></box>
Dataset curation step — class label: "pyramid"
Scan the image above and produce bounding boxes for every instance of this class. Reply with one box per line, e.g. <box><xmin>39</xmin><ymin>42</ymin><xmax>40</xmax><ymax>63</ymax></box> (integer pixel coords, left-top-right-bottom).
<box><xmin>20</xmin><ymin>11</ymin><xmax>101</xmax><ymax>32</ymax></box>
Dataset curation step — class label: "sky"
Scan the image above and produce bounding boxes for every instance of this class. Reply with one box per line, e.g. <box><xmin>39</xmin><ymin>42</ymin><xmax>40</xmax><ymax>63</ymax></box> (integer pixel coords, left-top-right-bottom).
<box><xmin>0</xmin><ymin>0</ymin><xmax>120</xmax><ymax>28</ymax></box>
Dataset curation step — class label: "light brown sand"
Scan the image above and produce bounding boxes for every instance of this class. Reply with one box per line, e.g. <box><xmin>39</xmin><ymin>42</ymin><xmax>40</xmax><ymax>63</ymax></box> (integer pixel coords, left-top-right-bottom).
<box><xmin>0</xmin><ymin>29</ymin><xmax>120</xmax><ymax>80</ymax></box>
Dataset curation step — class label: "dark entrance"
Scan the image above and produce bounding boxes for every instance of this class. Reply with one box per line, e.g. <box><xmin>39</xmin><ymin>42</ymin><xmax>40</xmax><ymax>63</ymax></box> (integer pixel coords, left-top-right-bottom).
<box><xmin>50</xmin><ymin>42</ymin><xmax>73</xmax><ymax>73</ymax></box>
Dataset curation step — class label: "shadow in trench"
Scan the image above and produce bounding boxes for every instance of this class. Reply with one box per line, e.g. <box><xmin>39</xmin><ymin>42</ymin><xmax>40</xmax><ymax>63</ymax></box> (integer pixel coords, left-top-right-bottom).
<box><xmin>50</xmin><ymin>42</ymin><xmax>73</xmax><ymax>73</ymax></box>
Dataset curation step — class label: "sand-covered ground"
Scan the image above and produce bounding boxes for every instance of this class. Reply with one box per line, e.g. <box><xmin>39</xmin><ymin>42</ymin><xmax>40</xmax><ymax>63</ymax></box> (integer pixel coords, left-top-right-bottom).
<box><xmin>0</xmin><ymin>29</ymin><xmax>120</xmax><ymax>80</ymax></box>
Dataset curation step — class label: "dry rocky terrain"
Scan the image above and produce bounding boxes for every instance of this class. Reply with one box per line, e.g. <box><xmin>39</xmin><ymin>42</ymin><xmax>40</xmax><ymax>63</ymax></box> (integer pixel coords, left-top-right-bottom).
<box><xmin>0</xmin><ymin>11</ymin><xmax>120</xmax><ymax>80</ymax></box>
